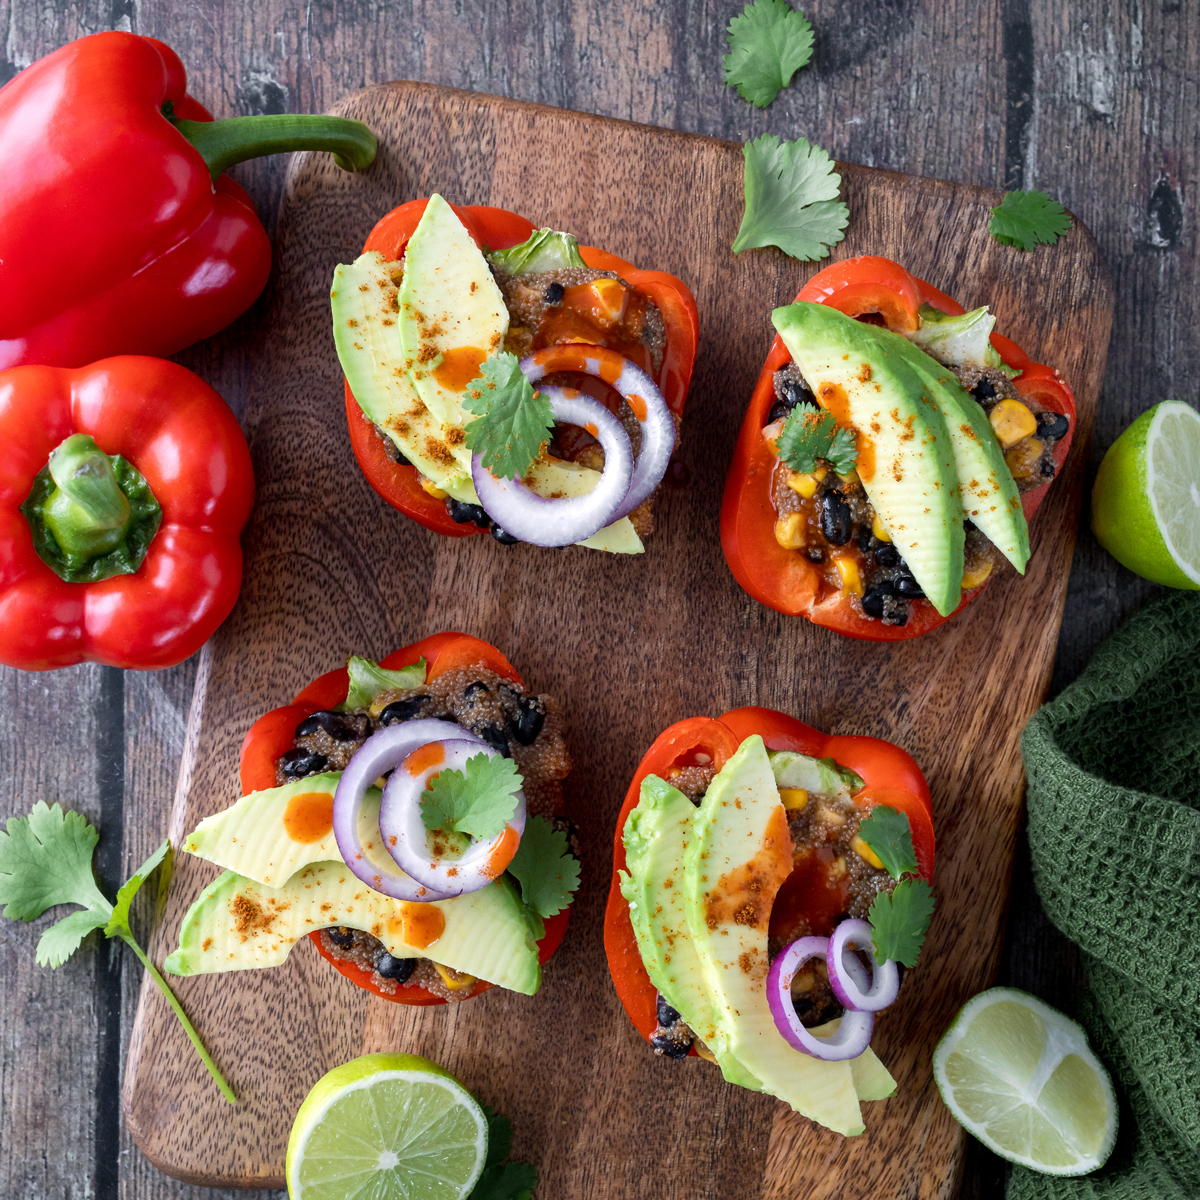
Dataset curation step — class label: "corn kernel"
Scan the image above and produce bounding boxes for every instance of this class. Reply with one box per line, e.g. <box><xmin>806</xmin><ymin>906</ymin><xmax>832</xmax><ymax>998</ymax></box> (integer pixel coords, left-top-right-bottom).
<box><xmin>1005</xmin><ymin>437</ymin><xmax>1045</xmax><ymax>481</ymax></box>
<box><xmin>961</xmin><ymin>558</ymin><xmax>995</xmax><ymax>589</ymax></box>
<box><xmin>990</xmin><ymin>399</ymin><xmax>1038</xmax><ymax>450</ymax></box>
<box><xmin>836</xmin><ymin>467</ymin><xmax>860</xmax><ymax>486</ymax></box>
<box><xmin>834</xmin><ymin>553</ymin><xmax>864</xmax><ymax>597</ymax></box>
<box><xmin>790</xmin><ymin>970</ymin><xmax>816</xmax><ymax>995</ymax></box>
<box><xmin>851</xmin><ymin>835</ymin><xmax>884</xmax><ymax>870</ymax></box>
<box><xmin>418</xmin><ymin>475</ymin><xmax>447</xmax><ymax>498</ymax></box>
<box><xmin>818</xmin><ymin>806</ymin><xmax>847</xmax><ymax>827</ymax></box>
<box><xmin>694</xmin><ymin>1039</ymin><xmax>717</xmax><ymax>1063</ymax></box>
<box><xmin>871</xmin><ymin>512</ymin><xmax>892</xmax><ymax>542</ymax></box>
<box><xmin>433</xmin><ymin>962</ymin><xmax>477</xmax><ymax>992</ymax></box>
<box><xmin>786</xmin><ymin>467</ymin><xmax>825</xmax><ymax>498</ymax></box>
<box><xmin>774</xmin><ymin>513</ymin><xmax>806</xmax><ymax>549</ymax></box>
<box><xmin>778</xmin><ymin>787</ymin><xmax>808</xmax><ymax>811</ymax></box>
<box><xmin>829</xmin><ymin>855</ymin><xmax>848</xmax><ymax>879</ymax></box>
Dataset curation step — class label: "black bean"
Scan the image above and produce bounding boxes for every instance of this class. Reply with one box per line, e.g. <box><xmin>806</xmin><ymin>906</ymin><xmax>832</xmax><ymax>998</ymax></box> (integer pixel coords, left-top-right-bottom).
<box><xmin>296</xmin><ymin>710</ymin><xmax>365</xmax><ymax>741</ymax></box>
<box><xmin>972</xmin><ymin>379</ymin><xmax>997</xmax><ymax>402</ymax></box>
<box><xmin>490</xmin><ymin>523</ymin><xmax>520</xmax><ymax>545</ymax></box>
<box><xmin>964</xmin><ymin>518</ymin><xmax>977</xmax><ymax>532</ymax></box>
<box><xmin>766</xmin><ymin>399</ymin><xmax>791</xmax><ymax>425</ymax></box>
<box><xmin>278</xmin><ymin>748</ymin><xmax>329</xmax><ymax>777</ymax></box>
<box><xmin>895</xmin><ymin>573</ymin><xmax>925</xmax><ymax>599</ymax></box>
<box><xmin>326</xmin><ymin>927</ymin><xmax>355</xmax><ymax>949</ymax></box>
<box><xmin>650</xmin><ymin>1029</ymin><xmax>693</xmax><ymax>1058</ymax></box>
<box><xmin>783</xmin><ymin>379</ymin><xmax>813</xmax><ymax>407</ymax></box>
<box><xmin>861</xmin><ymin>582</ymin><xmax>897</xmax><ymax>620</ymax></box>
<box><xmin>874</xmin><ymin>544</ymin><xmax>900</xmax><ymax>568</ymax></box>
<box><xmin>511</xmin><ymin>697</ymin><xmax>546</xmax><ymax>745</ymax></box>
<box><xmin>544</xmin><ymin>282</ymin><xmax>565</xmax><ymax>305</ymax></box>
<box><xmin>479</xmin><ymin>724</ymin><xmax>512</xmax><ymax>758</ymax></box>
<box><xmin>463</xmin><ymin>681</ymin><xmax>491</xmax><ymax>700</ymax></box>
<box><xmin>1036</xmin><ymin>411</ymin><xmax>1069</xmax><ymax>440</ymax></box>
<box><xmin>804</xmin><ymin>546</ymin><xmax>825</xmax><ymax>563</ymax></box>
<box><xmin>374</xmin><ymin>950</ymin><xmax>415</xmax><ymax>982</ymax></box>
<box><xmin>820</xmin><ymin>491</ymin><xmax>853</xmax><ymax>545</ymax></box>
<box><xmin>379</xmin><ymin>696</ymin><xmax>431</xmax><ymax>725</ymax></box>
<box><xmin>447</xmin><ymin>499</ymin><xmax>491</xmax><ymax>528</ymax></box>
<box><xmin>656</xmin><ymin>994</ymin><xmax>681</xmax><ymax>1027</ymax></box>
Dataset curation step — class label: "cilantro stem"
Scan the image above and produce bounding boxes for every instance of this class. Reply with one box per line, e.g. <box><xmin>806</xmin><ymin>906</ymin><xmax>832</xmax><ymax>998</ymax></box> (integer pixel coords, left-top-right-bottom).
<box><xmin>117</xmin><ymin>932</ymin><xmax>237</xmax><ymax>1104</ymax></box>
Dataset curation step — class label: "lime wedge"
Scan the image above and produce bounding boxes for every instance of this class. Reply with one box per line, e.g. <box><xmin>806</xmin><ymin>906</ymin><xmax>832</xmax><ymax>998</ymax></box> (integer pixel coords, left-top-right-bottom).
<box><xmin>933</xmin><ymin>988</ymin><xmax>1117</xmax><ymax>1176</ymax></box>
<box><xmin>1092</xmin><ymin>400</ymin><xmax>1200</xmax><ymax>589</ymax></box>
<box><xmin>286</xmin><ymin>1053</ymin><xmax>488</xmax><ymax>1200</ymax></box>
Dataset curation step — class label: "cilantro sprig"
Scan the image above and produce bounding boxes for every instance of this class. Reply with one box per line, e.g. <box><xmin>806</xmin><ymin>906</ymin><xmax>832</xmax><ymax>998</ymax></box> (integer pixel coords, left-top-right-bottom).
<box><xmin>776</xmin><ymin>402</ymin><xmax>858</xmax><ymax>475</ymax></box>
<box><xmin>469</xmin><ymin>1105</ymin><xmax>537</xmax><ymax>1200</ymax></box>
<box><xmin>732</xmin><ymin>135</ymin><xmax>849</xmax><ymax>262</ymax></box>
<box><xmin>724</xmin><ymin>0</ymin><xmax>814</xmax><ymax>109</ymax></box>
<box><xmin>421</xmin><ymin>754</ymin><xmax>524</xmax><ymax>842</ymax></box>
<box><xmin>463</xmin><ymin>353</ymin><xmax>554</xmax><ymax>481</ymax></box>
<box><xmin>989</xmin><ymin>189</ymin><xmax>1071</xmax><ymax>251</ymax></box>
<box><xmin>0</xmin><ymin>802</ymin><xmax>236</xmax><ymax>1103</ymax></box>
<box><xmin>858</xmin><ymin>805</ymin><xmax>935</xmax><ymax>969</ymax></box>
<box><xmin>507</xmin><ymin>815</ymin><xmax>580</xmax><ymax>919</ymax></box>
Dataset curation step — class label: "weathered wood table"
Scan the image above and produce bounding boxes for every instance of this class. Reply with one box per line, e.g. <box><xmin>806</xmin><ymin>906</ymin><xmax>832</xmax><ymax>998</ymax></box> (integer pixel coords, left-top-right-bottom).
<box><xmin>1</xmin><ymin>2</ymin><xmax>1191</xmax><ymax>1197</ymax></box>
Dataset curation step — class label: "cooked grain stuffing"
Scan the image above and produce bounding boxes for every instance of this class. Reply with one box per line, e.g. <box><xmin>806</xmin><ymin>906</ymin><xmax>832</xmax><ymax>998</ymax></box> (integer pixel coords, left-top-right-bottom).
<box><xmin>278</xmin><ymin>663</ymin><xmax>571</xmax><ymax>1001</ymax></box>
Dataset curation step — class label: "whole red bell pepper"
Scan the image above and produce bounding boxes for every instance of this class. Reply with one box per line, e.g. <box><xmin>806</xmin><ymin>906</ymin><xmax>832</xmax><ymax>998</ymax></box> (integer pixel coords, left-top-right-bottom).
<box><xmin>603</xmin><ymin>707</ymin><xmax>934</xmax><ymax>1045</ymax></box>
<box><xmin>239</xmin><ymin>632</ymin><xmax>571</xmax><ymax>1006</ymax></box>
<box><xmin>344</xmin><ymin>199</ymin><xmax>700</xmax><ymax>537</ymax></box>
<box><xmin>720</xmin><ymin>255</ymin><xmax>1077</xmax><ymax>641</ymax></box>
<box><xmin>0</xmin><ymin>32</ymin><xmax>376</xmax><ymax>371</ymax></box>
<box><xmin>0</xmin><ymin>357</ymin><xmax>254</xmax><ymax>670</ymax></box>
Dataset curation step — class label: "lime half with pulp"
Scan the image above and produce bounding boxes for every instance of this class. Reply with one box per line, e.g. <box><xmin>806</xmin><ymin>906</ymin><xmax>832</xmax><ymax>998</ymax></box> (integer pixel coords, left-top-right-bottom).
<box><xmin>286</xmin><ymin>1052</ymin><xmax>488</xmax><ymax>1200</ymax></box>
<box><xmin>1092</xmin><ymin>399</ymin><xmax>1200</xmax><ymax>589</ymax></box>
<box><xmin>933</xmin><ymin>988</ymin><xmax>1117</xmax><ymax>1176</ymax></box>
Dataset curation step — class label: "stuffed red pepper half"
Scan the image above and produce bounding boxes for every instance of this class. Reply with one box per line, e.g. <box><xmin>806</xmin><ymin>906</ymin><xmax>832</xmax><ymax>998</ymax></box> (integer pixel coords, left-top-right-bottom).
<box><xmin>166</xmin><ymin>634</ymin><xmax>579</xmax><ymax>1006</ymax></box>
<box><xmin>603</xmin><ymin>707</ymin><xmax>935</xmax><ymax>1136</ymax></box>
<box><xmin>721</xmin><ymin>256</ymin><xmax>1077</xmax><ymax>639</ymax></box>
<box><xmin>331</xmin><ymin>194</ymin><xmax>698</xmax><ymax>553</ymax></box>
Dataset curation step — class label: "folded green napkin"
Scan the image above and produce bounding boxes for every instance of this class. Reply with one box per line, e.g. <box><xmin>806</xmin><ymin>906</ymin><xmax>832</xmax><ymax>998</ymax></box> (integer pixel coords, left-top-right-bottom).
<box><xmin>1011</xmin><ymin>590</ymin><xmax>1200</xmax><ymax>1199</ymax></box>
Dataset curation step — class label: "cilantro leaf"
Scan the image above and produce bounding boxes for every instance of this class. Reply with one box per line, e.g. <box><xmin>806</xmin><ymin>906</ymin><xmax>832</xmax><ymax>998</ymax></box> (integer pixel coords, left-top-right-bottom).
<box><xmin>724</xmin><ymin>0</ymin><xmax>814</xmax><ymax>108</ymax></box>
<box><xmin>463</xmin><ymin>353</ymin><xmax>554</xmax><ymax>480</ymax></box>
<box><xmin>507</xmin><ymin>815</ymin><xmax>580</xmax><ymax>918</ymax></box>
<box><xmin>421</xmin><ymin>754</ymin><xmax>523</xmax><ymax>841</ymax></box>
<box><xmin>105</xmin><ymin>838</ymin><xmax>171</xmax><ymax>938</ymax></box>
<box><xmin>341</xmin><ymin>656</ymin><xmax>427</xmax><ymax>711</ymax></box>
<box><xmin>856</xmin><ymin>807</ymin><xmax>918</xmax><ymax>881</ymax></box>
<box><xmin>469</xmin><ymin>1161</ymin><xmax>538</xmax><ymax>1200</ymax></box>
<box><xmin>776</xmin><ymin>402</ymin><xmax>858</xmax><ymax>475</ymax></box>
<box><xmin>989</xmin><ymin>190</ymin><xmax>1071</xmax><ymax>251</ymax></box>
<box><xmin>732</xmin><ymin>135</ymin><xmax>849</xmax><ymax>261</ymax></box>
<box><xmin>868</xmin><ymin>877</ymin><xmax>935</xmax><ymax>968</ymax></box>
<box><xmin>480</xmin><ymin>1105</ymin><xmax>513</xmax><ymax>1169</ymax></box>
<box><xmin>37</xmin><ymin>909</ymin><xmax>109</xmax><ymax>968</ymax></box>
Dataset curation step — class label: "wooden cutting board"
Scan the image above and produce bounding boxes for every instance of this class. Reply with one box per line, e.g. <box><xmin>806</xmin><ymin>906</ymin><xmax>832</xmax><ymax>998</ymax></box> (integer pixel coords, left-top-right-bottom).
<box><xmin>123</xmin><ymin>83</ymin><xmax>1112</xmax><ymax>1196</ymax></box>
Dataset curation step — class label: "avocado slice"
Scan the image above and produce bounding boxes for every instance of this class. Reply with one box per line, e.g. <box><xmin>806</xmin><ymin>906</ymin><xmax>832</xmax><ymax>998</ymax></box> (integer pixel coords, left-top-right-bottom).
<box><xmin>888</xmin><ymin>338</ymin><xmax>1030</xmax><ymax>573</ymax></box>
<box><xmin>773</xmin><ymin>302</ymin><xmax>964</xmax><ymax>617</ymax></box>
<box><xmin>683</xmin><ymin>735</ymin><xmax>866</xmax><ymax>1135</ymax></box>
<box><xmin>487</xmin><ymin>228</ymin><xmax>587</xmax><ymax>274</ymax></box>
<box><xmin>768</xmin><ymin>750</ymin><xmax>863</xmax><ymax>799</ymax></box>
<box><xmin>164</xmin><ymin>864</ymin><xmax>541</xmax><ymax>995</ymax></box>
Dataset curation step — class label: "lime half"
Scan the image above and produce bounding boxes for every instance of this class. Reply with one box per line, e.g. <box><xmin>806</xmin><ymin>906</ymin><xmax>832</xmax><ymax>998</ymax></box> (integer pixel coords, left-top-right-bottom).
<box><xmin>286</xmin><ymin>1053</ymin><xmax>488</xmax><ymax>1200</ymax></box>
<box><xmin>1092</xmin><ymin>399</ymin><xmax>1200</xmax><ymax>589</ymax></box>
<box><xmin>933</xmin><ymin>988</ymin><xmax>1117</xmax><ymax>1176</ymax></box>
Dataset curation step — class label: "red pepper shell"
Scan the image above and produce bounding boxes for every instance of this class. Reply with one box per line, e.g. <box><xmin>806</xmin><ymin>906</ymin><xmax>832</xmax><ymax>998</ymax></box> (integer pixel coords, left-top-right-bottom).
<box><xmin>0</xmin><ymin>356</ymin><xmax>254</xmax><ymax>670</ymax></box>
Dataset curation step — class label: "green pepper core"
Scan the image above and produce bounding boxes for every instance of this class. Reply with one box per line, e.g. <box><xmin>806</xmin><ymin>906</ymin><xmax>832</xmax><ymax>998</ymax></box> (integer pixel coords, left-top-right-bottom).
<box><xmin>163</xmin><ymin>104</ymin><xmax>377</xmax><ymax>182</ymax></box>
<box><xmin>22</xmin><ymin>434</ymin><xmax>162</xmax><ymax>583</ymax></box>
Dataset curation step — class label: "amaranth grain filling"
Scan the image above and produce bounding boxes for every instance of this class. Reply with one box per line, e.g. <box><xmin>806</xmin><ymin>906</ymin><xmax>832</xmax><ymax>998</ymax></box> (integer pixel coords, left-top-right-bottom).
<box><xmin>277</xmin><ymin>662</ymin><xmax>572</xmax><ymax>1002</ymax></box>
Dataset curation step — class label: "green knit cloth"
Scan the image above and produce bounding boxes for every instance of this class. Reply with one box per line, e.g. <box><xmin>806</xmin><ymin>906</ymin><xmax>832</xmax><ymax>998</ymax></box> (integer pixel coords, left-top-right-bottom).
<box><xmin>1011</xmin><ymin>590</ymin><xmax>1200</xmax><ymax>1200</ymax></box>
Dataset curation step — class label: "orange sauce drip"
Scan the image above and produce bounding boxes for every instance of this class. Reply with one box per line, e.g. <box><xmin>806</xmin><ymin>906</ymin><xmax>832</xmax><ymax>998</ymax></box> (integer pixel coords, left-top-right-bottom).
<box><xmin>434</xmin><ymin>346</ymin><xmax>488</xmax><ymax>391</ymax></box>
<box><xmin>818</xmin><ymin>381</ymin><xmax>875</xmax><ymax>481</ymax></box>
<box><xmin>584</xmin><ymin>422</ymin><xmax>599</xmax><ymax>437</ymax></box>
<box><xmin>484</xmin><ymin>825</ymin><xmax>521</xmax><ymax>879</ymax></box>
<box><xmin>703</xmin><ymin>808</ymin><xmax>794</xmax><ymax>932</ymax></box>
<box><xmin>626</xmin><ymin>393</ymin><xmax>647</xmax><ymax>420</ymax></box>
<box><xmin>405</xmin><ymin>741</ymin><xmax>445</xmax><ymax>776</ymax></box>
<box><xmin>767</xmin><ymin>846</ymin><xmax>853</xmax><ymax>944</ymax></box>
<box><xmin>387</xmin><ymin>902</ymin><xmax>446</xmax><ymax>950</ymax></box>
<box><xmin>282</xmin><ymin>792</ymin><xmax>334</xmax><ymax>843</ymax></box>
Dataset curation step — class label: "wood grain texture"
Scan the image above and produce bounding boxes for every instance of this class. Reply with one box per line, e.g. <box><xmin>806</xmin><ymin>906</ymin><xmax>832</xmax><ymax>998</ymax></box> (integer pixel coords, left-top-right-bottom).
<box><xmin>119</xmin><ymin>83</ymin><xmax>1112</xmax><ymax>1197</ymax></box>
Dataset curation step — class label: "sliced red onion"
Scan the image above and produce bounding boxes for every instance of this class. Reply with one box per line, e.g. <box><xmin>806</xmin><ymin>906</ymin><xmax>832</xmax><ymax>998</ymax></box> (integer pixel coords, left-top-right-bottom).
<box><xmin>378</xmin><ymin>737</ymin><xmax>526</xmax><ymax>898</ymax></box>
<box><xmin>827</xmin><ymin>918</ymin><xmax>901</xmax><ymax>1013</ymax></box>
<box><xmin>471</xmin><ymin>389</ymin><xmax>633</xmax><ymax>546</ymax></box>
<box><xmin>332</xmin><ymin>720</ymin><xmax>485</xmax><ymax>900</ymax></box>
<box><xmin>519</xmin><ymin>346</ymin><xmax>675</xmax><ymax>521</ymax></box>
<box><xmin>766</xmin><ymin>936</ymin><xmax>875</xmax><ymax>1061</ymax></box>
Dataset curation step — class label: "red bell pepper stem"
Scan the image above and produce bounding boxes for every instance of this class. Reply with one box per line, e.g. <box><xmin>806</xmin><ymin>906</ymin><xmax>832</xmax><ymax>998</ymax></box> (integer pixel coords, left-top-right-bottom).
<box><xmin>168</xmin><ymin>110</ymin><xmax>377</xmax><ymax>182</ymax></box>
<box><xmin>42</xmin><ymin>433</ymin><xmax>136</xmax><ymax>560</ymax></box>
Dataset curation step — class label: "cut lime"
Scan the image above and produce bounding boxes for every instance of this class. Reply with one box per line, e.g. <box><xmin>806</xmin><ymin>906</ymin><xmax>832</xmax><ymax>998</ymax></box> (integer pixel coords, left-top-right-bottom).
<box><xmin>933</xmin><ymin>988</ymin><xmax>1117</xmax><ymax>1176</ymax></box>
<box><xmin>1092</xmin><ymin>400</ymin><xmax>1200</xmax><ymax>589</ymax></box>
<box><xmin>286</xmin><ymin>1053</ymin><xmax>488</xmax><ymax>1200</ymax></box>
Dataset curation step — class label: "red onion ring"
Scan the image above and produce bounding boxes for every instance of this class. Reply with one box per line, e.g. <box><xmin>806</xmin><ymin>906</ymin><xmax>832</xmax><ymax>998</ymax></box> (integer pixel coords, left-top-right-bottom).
<box><xmin>471</xmin><ymin>389</ymin><xmax>633</xmax><ymax>546</ymax></box>
<box><xmin>827</xmin><ymin>918</ymin><xmax>901</xmax><ymax>1012</ymax></box>
<box><xmin>519</xmin><ymin>346</ymin><xmax>675</xmax><ymax>522</ymax></box>
<box><xmin>766</xmin><ymin>936</ymin><xmax>875</xmax><ymax>1061</ymax></box>
<box><xmin>378</xmin><ymin>737</ymin><xmax>526</xmax><ymax>897</ymax></box>
<box><xmin>332</xmin><ymin>720</ymin><xmax>485</xmax><ymax>900</ymax></box>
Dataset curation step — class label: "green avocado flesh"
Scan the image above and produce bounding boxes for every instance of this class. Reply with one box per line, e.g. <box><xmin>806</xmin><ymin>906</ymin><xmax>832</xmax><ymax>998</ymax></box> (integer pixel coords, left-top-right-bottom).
<box><xmin>768</xmin><ymin>750</ymin><xmax>862</xmax><ymax>799</ymax></box>
<box><xmin>165</xmin><ymin>865</ymin><xmax>541</xmax><ymax>995</ymax></box>
<box><xmin>773</xmin><ymin>302</ymin><xmax>965</xmax><ymax>616</ymax></box>
<box><xmin>621</xmin><ymin>738</ymin><xmax>896</xmax><ymax>1133</ymax></box>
